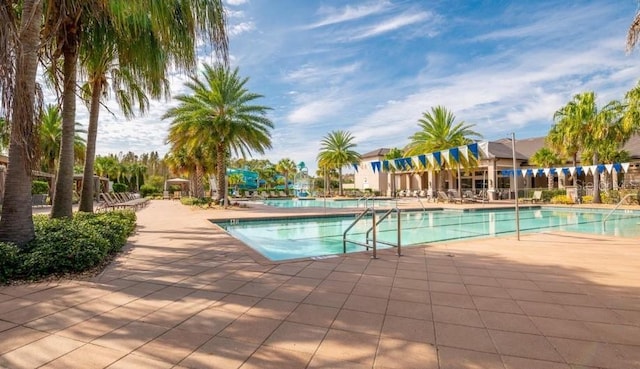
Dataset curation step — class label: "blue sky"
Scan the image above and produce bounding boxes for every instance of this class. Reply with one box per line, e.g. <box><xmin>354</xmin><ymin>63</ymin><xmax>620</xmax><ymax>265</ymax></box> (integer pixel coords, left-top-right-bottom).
<box><xmin>79</xmin><ymin>0</ymin><xmax>640</xmax><ymax>173</ymax></box>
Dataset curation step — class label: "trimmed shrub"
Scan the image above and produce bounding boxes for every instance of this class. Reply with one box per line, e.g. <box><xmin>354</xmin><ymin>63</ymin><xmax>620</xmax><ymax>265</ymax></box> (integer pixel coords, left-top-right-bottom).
<box><xmin>112</xmin><ymin>183</ymin><xmax>127</xmax><ymax>193</ymax></box>
<box><xmin>32</xmin><ymin>180</ymin><xmax>49</xmax><ymax>195</ymax></box>
<box><xmin>181</xmin><ymin>197</ymin><xmax>212</xmax><ymax>207</ymax></box>
<box><xmin>74</xmin><ymin>211</ymin><xmax>136</xmax><ymax>253</ymax></box>
<box><xmin>140</xmin><ymin>184</ymin><xmax>158</xmax><ymax>198</ymax></box>
<box><xmin>0</xmin><ymin>242</ymin><xmax>20</xmax><ymax>283</ymax></box>
<box><xmin>541</xmin><ymin>189</ymin><xmax>566</xmax><ymax>203</ymax></box>
<box><xmin>8</xmin><ymin>211</ymin><xmax>137</xmax><ymax>280</ymax></box>
<box><xmin>550</xmin><ymin>195</ymin><xmax>574</xmax><ymax>205</ymax></box>
<box><xmin>581</xmin><ymin>195</ymin><xmax>593</xmax><ymax>204</ymax></box>
<box><xmin>22</xmin><ymin>217</ymin><xmax>110</xmax><ymax>278</ymax></box>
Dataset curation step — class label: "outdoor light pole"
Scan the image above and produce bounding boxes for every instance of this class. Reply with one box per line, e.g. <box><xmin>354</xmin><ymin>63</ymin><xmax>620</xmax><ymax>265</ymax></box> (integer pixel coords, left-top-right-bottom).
<box><xmin>511</xmin><ymin>132</ymin><xmax>521</xmax><ymax>241</ymax></box>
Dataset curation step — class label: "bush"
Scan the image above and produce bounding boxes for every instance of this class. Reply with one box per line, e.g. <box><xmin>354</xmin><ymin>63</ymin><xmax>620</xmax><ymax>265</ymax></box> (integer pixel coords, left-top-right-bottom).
<box><xmin>22</xmin><ymin>217</ymin><xmax>111</xmax><ymax>278</ymax></box>
<box><xmin>112</xmin><ymin>183</ymin><xmax>127</xmax><ymax>193</ymax></box>
<box><xmin>74</xmin><ymin>211</ymin><xmax>136</xmax><ymax>252</ymax></box>
<box><xmin>581</xmin><ymin>195</ymin><xmax>593</xmax><ymax>204</ymax></box>
<box><xmin>181</xmin><ymin>197</ymin><xmax>212</xmax><ymax>207</ymax></box>
<box><xmin>0</xmin><ymin>242</ymin><xmax>20</xmax><ymax>283</ymax></box>
<box><xmin>541</xmin><ymin>189</ymin><xmax>566</xmax><ymax>203</ymax></box>
<box><xmin>32</xmin><ymin>180</ymin><xmax>49</xmax><ymax>195</ymax></box>
<box><xmin>550</xmin><ymin>194</ymin><xmax>574</xmax><ymax>205</ymax></box>
<box><xmin>140</xmin><ymin>184</ymin><xmax>159</xmax><ymax>198</ymax></box>
<box><xmin>1</xmin><ymin>210</ymin><xmax>137</xmax><ymax>282</ymax></box>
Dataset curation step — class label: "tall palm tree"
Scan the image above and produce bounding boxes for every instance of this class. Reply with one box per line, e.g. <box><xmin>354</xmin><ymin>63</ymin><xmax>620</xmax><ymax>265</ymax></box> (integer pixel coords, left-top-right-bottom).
<box><xmin>49</xmin><ymin>0</ymin><xmax>228</xmax><ymax>218</ymax></box>
<box><xmin>405</xmin><ymin>106</ymin><xmax>481</xmax><ymax>192</ymax></box>
<box><xmin>627</xmin><ymin>10</ymin><xmax>640</xmax><ymax>52</ymax></box>
<box><xmin>553</xmin><ymin>92</ymin><xmax>625</xmax><ymax>203</ymax></box>
<box><xmin>405</xmin><ymin>106</ymin><xmax>482</xmax><ymax>156</ymax></box>
<box><xmin>530</xmin><ymin>148</ymin><xmax>562</xmax><ymax>190</ymax></box>
<box><xmin>275</xmin><ymin>158</ymin><xmax>297</xmax><ymax>193</ymax></box>
<box><xmin>622</xmin><ymin>80</ymin><xmax>640</xmax><ymax>134</ymax></box>
<box><xmin>0</xmin><ymin>0</ymin><xmax>42</xmax><ymax>246</ymax></box>
<box><xmin>39</xmin><ymin>105</ymin><xmax>87</xmax><ymax>174</ymax></box>
<box><xmin>317</xmin><ymin>130</ymin><xmax>361</xmax><ymax>196</ymax></box>
<box><xmin>77</xmin><ymin>8</ymin><xmax>173</xmax><ymax>212</ymax></box>
<box><xmin>163</xmin><ymin>64</ymin><xmax>273</xmax><ymax>204</ymax></box>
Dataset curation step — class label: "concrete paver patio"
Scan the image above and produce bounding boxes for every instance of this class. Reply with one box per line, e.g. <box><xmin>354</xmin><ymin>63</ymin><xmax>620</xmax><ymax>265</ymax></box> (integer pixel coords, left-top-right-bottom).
<box><xmin>1</xmin><ymin>200</ymin><xmax>639</xmax><ymax>368</ymax></box>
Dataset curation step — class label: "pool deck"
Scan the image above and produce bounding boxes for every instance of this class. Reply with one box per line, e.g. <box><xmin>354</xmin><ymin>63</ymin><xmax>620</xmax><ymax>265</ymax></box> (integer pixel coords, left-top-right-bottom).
<box><xmin>1</xmin><ymin>199</ymin><xmax>639</xmax><ymax>368</ymax></box>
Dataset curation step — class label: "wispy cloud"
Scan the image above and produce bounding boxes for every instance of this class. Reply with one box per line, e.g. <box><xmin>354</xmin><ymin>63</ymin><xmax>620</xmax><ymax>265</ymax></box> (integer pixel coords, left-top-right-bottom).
<box><xmin>229</xmin><ymin>21</ymin><xmax>255</xmax><ymax>36</ymax></box>
<box><xmin>287</xmin><ymin>98</ymin><xmax>347</xmax><ymax>125</ymax></box>
<box><xmin>225</xmin><ymin>0</ymin><xmax>248</xmax><ymax>6</ymax></box>
<box><xmin>350</xmin><ymin>11</ymin><xmax>433</xmax><ymax>40</ymax></box>
<box><xmin>308</xmin><ymin>1</ymin><xmax>392</xmax><ymax>29</ymax></box>
<box><xmin>285</xmin><ymin>62</ymin><xmax>361</xmax><ymax>85</ymax></box>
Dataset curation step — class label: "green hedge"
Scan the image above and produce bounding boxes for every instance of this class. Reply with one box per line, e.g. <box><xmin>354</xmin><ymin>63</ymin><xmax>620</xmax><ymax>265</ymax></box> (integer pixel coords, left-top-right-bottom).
<box><xmin>140</xmin><ymin>184</ymin><xmax>159</xmax><ymax>198</ymax></box>
<box><xmin>112</xmin><ymin>183</ymin><xmax>127</xmax><ymax>193</ymax></box>
<box><xmin>0</xmin><ymin>210</ymin><xmax>136</xmax><ymax>282</ymax></box>
<box><xmin>32</xmin><ymin>180</ymin><xmax>49</xmax><ymax>195</ymax></box>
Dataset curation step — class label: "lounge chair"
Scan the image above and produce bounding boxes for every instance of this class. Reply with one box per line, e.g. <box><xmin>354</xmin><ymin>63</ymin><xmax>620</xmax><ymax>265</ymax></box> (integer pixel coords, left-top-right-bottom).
<box><xmin>437</xmin><ymin>191</ymin><xmax>450</xmax><ymax>203</ymax></box>
<box><xmin>521</xmin><ymin>190</ymin><xmax>542</xmax><ymax>203</ymax></box>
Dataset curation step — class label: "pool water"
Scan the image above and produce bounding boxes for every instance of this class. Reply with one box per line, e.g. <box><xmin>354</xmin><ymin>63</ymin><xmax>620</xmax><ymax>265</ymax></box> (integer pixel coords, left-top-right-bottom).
<box><xmin>259</xmin><ymin>198</ymin><xmax>399</xmax><ymax>208</ymax></box>
<box><xmin>218</xmin><ymin>208</ymin><xmax>640</xmax><ymax>261</ymax></box>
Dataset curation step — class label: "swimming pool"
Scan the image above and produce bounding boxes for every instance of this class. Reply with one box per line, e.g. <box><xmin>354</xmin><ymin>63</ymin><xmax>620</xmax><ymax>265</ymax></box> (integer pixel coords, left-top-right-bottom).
<box><xmin>217</xmin><ymin>208</ymin><xmax>640</xmax><ymax>261</ymax></box>
<box><xmin>259</xmin><ymin>198</ymin><xmax>399</xmax><ymax>208</ymax></box>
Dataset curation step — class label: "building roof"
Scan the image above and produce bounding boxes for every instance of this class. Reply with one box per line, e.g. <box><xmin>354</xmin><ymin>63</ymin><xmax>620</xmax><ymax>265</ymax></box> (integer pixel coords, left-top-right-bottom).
<box><xmin>623</xmin><ymin>134</ymin><xmax>640</xmax><ymax>159</ymax></box>
<box><xmin>360</xmin><ymin>148</ymin><xmax>390</xmax><ymax>159</ymax></box>
<box><xmin>487</xmin><ymin>140</ymin><xmax>529</xmax><ymax>160</ymax></box>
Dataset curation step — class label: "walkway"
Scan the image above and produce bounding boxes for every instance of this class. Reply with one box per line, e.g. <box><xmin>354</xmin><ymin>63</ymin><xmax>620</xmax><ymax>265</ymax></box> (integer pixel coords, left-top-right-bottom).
<box><xmin>0</xmin><ymin>200</ymin><xmax>639</xmax><ymax>368</ymax></box>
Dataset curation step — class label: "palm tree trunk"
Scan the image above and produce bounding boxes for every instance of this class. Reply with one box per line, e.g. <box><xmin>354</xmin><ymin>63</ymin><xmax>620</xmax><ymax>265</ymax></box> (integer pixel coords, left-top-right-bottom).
<box><xmin>0</xmin><ymin>0</ymin><xmax>42</xmax><ymax>246</ymax></box>
<box><xmin>338</xmin><ymin>168</ymin><xmax>343</xmax><ymax>196</ymax></box>
<box><xmin>52</xmin><ymin>26</ymin><xmax>80</xmax><ymax>218</ymax></box>
<box><xmin>194</xmin><ymin>163</ymin><xmax>204</xmax><ymax>198</ymax></box>
<box><xmin>79</xmin><ymin>80</ymin><xmax>102</xmax><ymax>212</ymax></box>
<box><xmin>216</xmin><ymin>143</ymin><xmax>226</xmax><ymax>203</ymax></box>
<box><xmin>592</xmin><ymin>152</ymin><xmax>601</xmax><ymax>204</ymax></box>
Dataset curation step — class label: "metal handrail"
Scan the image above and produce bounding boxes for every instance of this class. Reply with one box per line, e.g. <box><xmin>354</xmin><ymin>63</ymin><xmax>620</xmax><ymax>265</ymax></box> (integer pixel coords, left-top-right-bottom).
<box><xmin>366</xmin><ymin>207</ymin><xmax>402</xmax><ymax>256</ymax></box>
<box><xmin>356</xmin><ymin>195</ymin><xmax>372</xmax><ymax>208</ymax></box>
<box><xmin>343</xmin><ymin>208</ymin><xmax>378</xmax><ymax>258</ymax></box>
<box><xmin>414</xmin><ymin>193</ymin><xmax>427</xmax><ymax>212</ymax></box>
<box><xmin>603</xmin><ymin>193</ymin><xmax>637</xmax><ymax>227</ymax></box>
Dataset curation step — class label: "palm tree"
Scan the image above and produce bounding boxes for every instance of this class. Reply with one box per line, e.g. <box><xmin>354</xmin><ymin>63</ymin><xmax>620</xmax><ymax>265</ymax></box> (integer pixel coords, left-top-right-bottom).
<box><xmin>163</xmin><ymin>64</ymin><xmax>273</xmax><ymax>204</ymax></box>
<box><xmin>384</xmin><ymin>148</ymin><xmax>404</xmax><ymax>197</ymax></box>
<box><xmin>49</xmin><ymin>0</ymin><xmax>228</xmax><ymax>218</ymax></box>
<box><xmin>530</xmin><ymin>148</ymin><xmax>562</xmax><ymax>190</ymax></box>
<box><xmin>228</xmin><ymin>172</ymin><xmax>244</xmax><ymax>195</ymax></box>
<box><xmin>0</xmin><ymin>0</ymin><xmax>42</xmax><ymax>246</ymax></box>
<box><xmin>405</xmin><ymin>106</ymin><xmax>482</xmax><ymax>193</ymax></box>
<box><xmin>627</xmin><ymin>10</ymin><xmax>640</xmax><ymax>52</ymax></box>
<box><xmin>553</xmin><ymin>92</ymin><xmax>625</xmax><ymax>203</ymax></box>
<box><xmin>405</xmin><ymin>106</ymin><xmax>482</xmax><ymax>156</ymax></box>
<box><xmin>317</xmin><ymin>130</ymin><xmax>361</xmax><ymax>196</ymax></box>
<box><xmin>275</xmin><ymin>158</ymin><xmax>297</xmax><ymax>193</ymax></box>
<box><xmin>622</xmin><ymin>81</ymin><xmax>640</xmax><ymax>134</ymax></box>
<box><xmin>39</xmin><ymin>105</ymin><xmax>87</xmax><ymax>174</ymax></box>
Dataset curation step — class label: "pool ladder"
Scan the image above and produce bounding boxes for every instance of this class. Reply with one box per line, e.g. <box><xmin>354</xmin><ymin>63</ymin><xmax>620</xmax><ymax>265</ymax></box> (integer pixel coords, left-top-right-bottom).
<box><xmin>602</xmin><ymin>193</ymin><xmax>638</xmax><ymax>230</ymax></box>
<box><xmin>356</xmin><ymin>195</ymin><xmax>374</xmax><ymax>208</ymax></box>
<box><xmin>343</xmin><ymin>207</ymin><xmax>402</xmax><ymax>259</ymax></box>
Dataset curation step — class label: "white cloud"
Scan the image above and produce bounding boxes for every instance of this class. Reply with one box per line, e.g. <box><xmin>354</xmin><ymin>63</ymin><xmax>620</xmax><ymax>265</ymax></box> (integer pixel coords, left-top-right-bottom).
<box><xmin>308</xmin><ymin>1</ymin><xmax>392</xmax><ymax>29</ymax></box>
<box><xmin>225</xmin><ymin>0</ymin><xmax>248</xmax><ymax>6</ymax></box>
<box><xmin>351</xmin><ymin>11</ymin><xmax>433</xmax><ymax>40</ymax></box>
<box><xmin>229</xmin><ymin>21</ymin><xmax>255</xmax><ymax>37</ymax></box>
<box><xmin>285</xmin><ymin>62</ymin><xmax>361</xmax><ymax>84</ymax></box>
<box><xmin>287</xmin><ymin>98</ymin><xmax>346</xmax><ymax>125</ymax></box>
